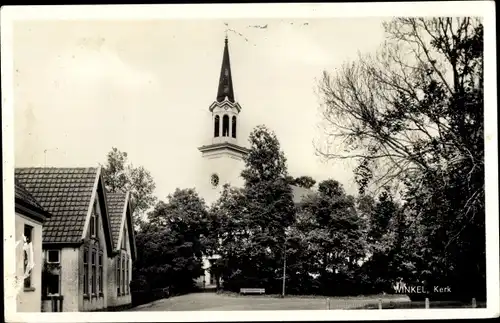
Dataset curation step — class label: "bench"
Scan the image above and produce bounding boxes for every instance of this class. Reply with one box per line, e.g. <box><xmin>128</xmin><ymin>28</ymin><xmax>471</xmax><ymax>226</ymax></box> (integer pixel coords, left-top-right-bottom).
<box><xmin>240</xmin><ymin>288</ymin><xmax>265</xmax><ymax>295</ymax></box>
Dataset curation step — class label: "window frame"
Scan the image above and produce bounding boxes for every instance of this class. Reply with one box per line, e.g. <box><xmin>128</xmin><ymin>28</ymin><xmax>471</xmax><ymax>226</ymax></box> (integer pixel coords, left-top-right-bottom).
<box><xmin>89</xmin><ymin>213</ymin><xmax>96</xmax><ymax>238</ymax></box>
<box><xmin>46</xmin><ymin>271</ymin><xmax>61</xmax><ymax>296</ymax></box>
<box><xmin>83</xmin><ymin>248</ymin><xmax>89</xmax><ymax>296</ymax></box>
<box><xmin>125</xmin><ymin>255</ymin><xmax>129</xmax><ymax>295</ymax></box>
<box><xmin>117</xmin><ymin>255</ymin><xmax>121</xmax><ymax>296</ymax></box>
<box><xmin>121</xmin><ymin>253</ymin><xmax>125</xmax><ymax>295</ymax></box>
<box><xmin>231</xmin><ymin>116</ymin><xmax>237</xmax><ymax>138</ymax></box>
<box><xmin>23</xmin><ymin>224</ymin><xmax>34</xmax><ymax>289</ymax></box>
<box><xmin>121</xmin><ymin>228</ymin><xmax>126</xmax><ymax>250</ymax></box>
<box><xmin>90</xmin><ymin>203</ymin><xmax>98</xmax><ymax>238</ymax></box>
<box><xmin>214</xmin><ymin>115</ymin><xmax>220</xmax><ymax>137</ymax></box>
<box><xmin>46</xmin><ymin>249</ymin><xmax>61</xmax><ymax>264</ymax></box>
<box><xmin>91</xmin><ymin>249</ymin><xmax>97</xmax><ymax>295</ymax></box>
<box><xmin>222</xmin><ymin>114</ymin><xmax>229</xmax><ymax>137</ymax></box>
<box><xmin>98</xmin><ymin>251</ymin><xmax>103</xmax><ymax>295</ymax></box>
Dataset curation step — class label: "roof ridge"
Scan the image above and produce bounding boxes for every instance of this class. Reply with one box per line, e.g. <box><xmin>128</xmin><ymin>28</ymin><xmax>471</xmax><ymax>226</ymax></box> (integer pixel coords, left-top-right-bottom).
<box><xmin>15</xmin><ymin>166</ymin><xmax>99</xmax><ymax>170</ymax></box>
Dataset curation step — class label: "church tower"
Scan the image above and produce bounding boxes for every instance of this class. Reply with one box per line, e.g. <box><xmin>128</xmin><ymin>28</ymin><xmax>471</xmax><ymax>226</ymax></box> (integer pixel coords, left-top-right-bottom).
<box><xmin>198</xmin><ymin>36</ymin><xmax>249</xmax><ymax>206</ymax></box>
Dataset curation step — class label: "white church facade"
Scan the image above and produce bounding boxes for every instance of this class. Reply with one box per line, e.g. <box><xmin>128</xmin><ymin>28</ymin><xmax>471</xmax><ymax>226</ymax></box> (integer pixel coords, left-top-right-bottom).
<box><xmin>195</xmin><ymin>36</ymin><xmax>249</xmax><ymax>288</ymax></box>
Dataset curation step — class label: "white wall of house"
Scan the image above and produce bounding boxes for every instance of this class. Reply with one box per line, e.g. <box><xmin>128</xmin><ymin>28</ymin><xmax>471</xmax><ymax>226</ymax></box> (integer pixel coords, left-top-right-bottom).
<box><xmin>81</xmin><ymin>196</ymin><xmax>109</xmax><ymax>311</ymax></box>
<box><xmin>41</xmin><ymin>246</ymin><xmax>80</xmax><ymax>312</ymax></box>
<box><xmin>61</xmin><ymin>247</ymin><xmax>79</xmax><ymax>311</ymax></box>
<box><xmin>15</xmin><ymin>212</ymin><xmax>43</xmax><ymax>312</ymax></box>
<box><xmin>107</xmin><ymin>219</ymin><xmax>133</xmax><ymax>307</ymax></box>
<box><xmin>42</xmin><ymin>194</ymin><xmax>112</xmax><ymax>312</ymax></box>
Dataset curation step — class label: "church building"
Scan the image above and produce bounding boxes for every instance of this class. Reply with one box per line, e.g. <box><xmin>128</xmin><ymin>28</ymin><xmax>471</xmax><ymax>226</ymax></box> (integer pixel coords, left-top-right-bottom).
<box><xmin>196</xmin><ymin>36</ymin><xmax>249</xmax><ymax>288</ymax></box>
<box><xmin>195</xmin><ymin>36</ymin><xmax>314</xmax><ymax>289</ymax></box>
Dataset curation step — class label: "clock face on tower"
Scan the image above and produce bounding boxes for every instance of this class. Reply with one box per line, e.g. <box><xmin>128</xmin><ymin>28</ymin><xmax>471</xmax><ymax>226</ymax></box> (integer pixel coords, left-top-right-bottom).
<box><xmin>210</xmin><ymin>173</ymin><xmax>220</xmax><ymax>188</ymax></box>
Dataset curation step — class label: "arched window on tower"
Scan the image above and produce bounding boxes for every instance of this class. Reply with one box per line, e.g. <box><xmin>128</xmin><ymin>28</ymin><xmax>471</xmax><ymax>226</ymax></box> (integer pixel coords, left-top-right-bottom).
<box><xmin>232</xmin><ymin>116</ymin><xmax>237</xmax><ymax>138</ymax></box>
<box><xmin>214</xmin><ymin>115</ymin><xmax>220</xmax><ymax>137</ymax></box>
<box><xmin>222</xmin><ymin>115</ymin><xmax>229</xmax><ymax>137</ymax></box>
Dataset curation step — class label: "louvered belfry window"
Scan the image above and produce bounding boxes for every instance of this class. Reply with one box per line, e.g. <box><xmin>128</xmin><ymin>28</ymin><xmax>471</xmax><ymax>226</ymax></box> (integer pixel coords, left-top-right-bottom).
<box><xmin>214</xmin><ymin>115</ymin><xmax>220</xmax><ymax>137</ymax></box>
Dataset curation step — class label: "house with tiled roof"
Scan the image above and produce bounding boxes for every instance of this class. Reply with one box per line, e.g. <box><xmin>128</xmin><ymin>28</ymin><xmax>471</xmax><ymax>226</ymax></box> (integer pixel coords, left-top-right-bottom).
<box><xmin>105</xmin><ymin>191</ymin><xmax>136</xmax><ymax>308</ymax></box>
<box><xmin>15</xmin><ymin>179</ymin><xmax>52</xmax><ymax>312</ymax></box>
<box><xmin>15</xmin><ymin>167</ymin><xmax>115</xmax><ymax>312</ymax></box>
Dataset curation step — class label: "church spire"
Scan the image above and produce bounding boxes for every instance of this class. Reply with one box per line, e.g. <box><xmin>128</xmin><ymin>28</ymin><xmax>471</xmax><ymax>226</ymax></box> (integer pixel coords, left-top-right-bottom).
<box><xmin>216</xmin><ymin>36</ymin><xmax>235</xmax><ymax>103</ymax></box>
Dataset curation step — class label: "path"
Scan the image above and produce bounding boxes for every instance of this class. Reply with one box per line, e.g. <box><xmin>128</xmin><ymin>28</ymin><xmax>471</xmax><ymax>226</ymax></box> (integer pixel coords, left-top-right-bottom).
<box><xmin>130</xmin><ymin>292</ymin><xmax>411</xmax><ymax>311</ymax></box>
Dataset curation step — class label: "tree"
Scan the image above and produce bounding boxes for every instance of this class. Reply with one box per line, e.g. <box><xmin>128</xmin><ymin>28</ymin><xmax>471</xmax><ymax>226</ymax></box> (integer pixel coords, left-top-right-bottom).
<box><xmin>242</xmin><ymin>125</ymin><xmax>296</xmax><ymax>233</ymax></box>
<box><xmin>367</xmin><ymin>190</ymin><xmax>397</xmax><ymax>244</ymax></box>
<box><xmin>293</xmin><ymin>176</ymin><xmax>317</xmax><ymax>189</ymax></box>
<box><xmin>208</xmin><ymin>184</ymin><xmax>251</xmax><ymax>291</ymax></box>
<box><xmin>316</xmin><ymin>18</ymin><xmax>483</xmax><ymax>196</ymax></box>
<box><xmin>134</xmin><ymin>188</ymin><xmax>209</xmax><ymax>294</ymax></box>
<box><xmin>299</xmin><ymin>179</ymin><xmax>366</xmax><ymax>295</ymax></box>
<box><xmin>316</xmin><ymin>18</ymin><xmax>485</xmax><ymax>299</ymax></box>
<box><xmin>213</xmin><ymin>125</ymin><xmax>297</xmax><ymax>293</ymax></box>
<box><xmin>360</xmin><ymin>190</ymin><xmax>406</xmax><ymax>294</ymax></box>
<box><xmin>102</xmin><ymin>147</ymin><xmax>157</xmax><ymax>223</ymax></box>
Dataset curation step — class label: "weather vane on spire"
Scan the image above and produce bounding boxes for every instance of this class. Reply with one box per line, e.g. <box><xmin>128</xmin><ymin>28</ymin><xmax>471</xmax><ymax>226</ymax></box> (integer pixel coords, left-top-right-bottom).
<box><xmin>223</xmin><ymin>22</ymin><xmax>250</xmax><ymax>43</ymax></box>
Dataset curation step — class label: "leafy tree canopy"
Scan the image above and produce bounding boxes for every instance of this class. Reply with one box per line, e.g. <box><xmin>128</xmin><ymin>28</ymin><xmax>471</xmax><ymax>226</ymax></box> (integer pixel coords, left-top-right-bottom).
<box><xmin>102</xmin><ymin>147</ymin><xmax>157</xmax><ymax>223</ymax></box>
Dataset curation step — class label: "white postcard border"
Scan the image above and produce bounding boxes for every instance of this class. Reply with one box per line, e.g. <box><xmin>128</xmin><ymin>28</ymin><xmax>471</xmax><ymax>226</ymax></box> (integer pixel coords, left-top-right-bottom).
<box><xmin>2</xmin><ymin>2</ymin><xmax>498</xmax><ymax>321</ymax></box>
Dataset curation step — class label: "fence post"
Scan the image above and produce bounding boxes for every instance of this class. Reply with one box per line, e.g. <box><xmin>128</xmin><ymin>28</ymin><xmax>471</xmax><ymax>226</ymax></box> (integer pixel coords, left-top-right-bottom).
<box><xmin>326</xmin><ymin>298</ymin><xmax>330</xmax><ymax>310</ymax></box>
<box><xmin>472</xmin><ymin>298</ymin><xmax>477</xmax><ymax>308</ymax></box>
<box><xmin>425</xmin><ymin>298</ymin><xmax>429</xmax><ymax>309</ymax></box>
<box><xmin>378</xmin><ymin>298</ymin><xmax>382</xmax><ymax>310</ymax></box>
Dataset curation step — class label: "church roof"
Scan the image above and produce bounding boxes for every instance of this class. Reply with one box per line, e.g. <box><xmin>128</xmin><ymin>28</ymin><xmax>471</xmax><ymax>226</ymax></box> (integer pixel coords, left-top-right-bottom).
<box><xmin>216</xmin><ymin>36</ymin><xmax>235</xmax><ymax>103</ymax></box>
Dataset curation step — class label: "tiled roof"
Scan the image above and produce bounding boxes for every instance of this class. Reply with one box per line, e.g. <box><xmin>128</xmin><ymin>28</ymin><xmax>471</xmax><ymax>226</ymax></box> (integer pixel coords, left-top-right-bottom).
<box><xmin>106</xmin><ymin>191</ymin><xmax>127</xmax><ymax>249</ymax></box>
<box><xmin>15</xmin><ymin>178</ymin><xmax>46</xmax><ymax>212</ymax></box>
<box><xmin>291</xmin><ymin>185</ymin><xmax>314</xmax><ymax>204</ymax></box>
<box><xmin>15</xmin><ymin>167</ymin><xmax>99</xmax><ymax>243</ymax></box>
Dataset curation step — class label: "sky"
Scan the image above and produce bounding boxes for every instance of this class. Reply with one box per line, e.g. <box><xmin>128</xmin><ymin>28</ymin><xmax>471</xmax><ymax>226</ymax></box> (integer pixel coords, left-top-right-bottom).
<box><xmin>13</xmin><ymin>18</ymin><xmax>387</xmax><ymax>202</ymax></box>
